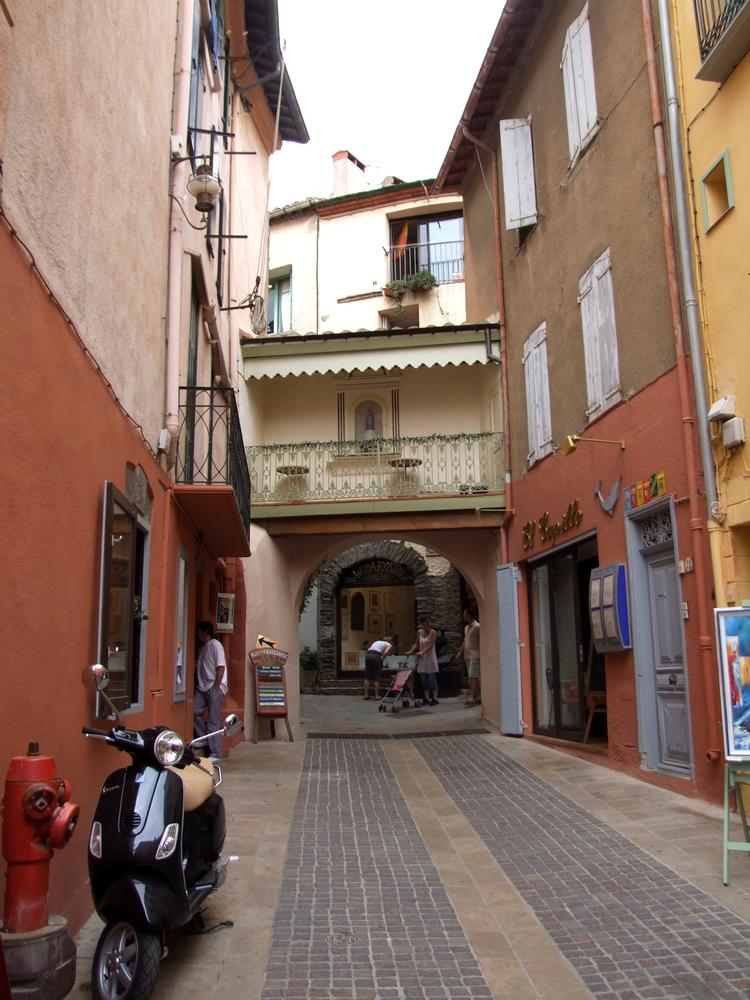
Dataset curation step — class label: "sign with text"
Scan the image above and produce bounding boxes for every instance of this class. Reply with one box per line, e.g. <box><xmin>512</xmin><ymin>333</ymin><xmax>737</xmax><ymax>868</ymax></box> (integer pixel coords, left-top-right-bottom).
<box><xmin>249</xmin><ymin>647</ymin><xmax>289</xmax><ymax>717</ymax></box>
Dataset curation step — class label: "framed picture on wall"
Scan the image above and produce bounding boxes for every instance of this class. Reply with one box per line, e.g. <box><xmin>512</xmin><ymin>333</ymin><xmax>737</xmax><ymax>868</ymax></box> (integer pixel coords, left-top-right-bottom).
<box><xmin>369</xmin><ymin>592</ymin><xmax>380</xmax><ymax>611</ymax></box>
<box><xmin>385</xmin><ymin>616</ymin><xmax>395</xmax><ymax>633</ymax></box>
<box><xmin>215</xmin><ymin>593</ymin><xmax>235</xmax><ymax>634</ymax></box>
<box><xmin>384</xmin><ymin>594</ymin><xmax>395</xmax><ymax>614</ymax></box>
<box><xmin>341</xmin><ymin>620</ymin><xmax>349</xmax><ymax>640</ymax></box>
<box><xmin>715</xmin><ymin>608</ymin><xmax>750</xmax><ymax>760</ymax></box>
<box><xmin>368</xmin><ymin>613</ymin><xmax>383</xmax><ymax>633</ymax></box>
<box><xmin>345</xmin><ymin>651</ymin><xmax>359</xmax><ymax>668</ymax></box>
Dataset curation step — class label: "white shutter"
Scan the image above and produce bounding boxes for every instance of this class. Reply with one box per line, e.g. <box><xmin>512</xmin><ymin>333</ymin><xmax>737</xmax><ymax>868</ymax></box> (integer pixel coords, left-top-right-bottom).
<box><xmin>579</xmin><ymin>248</ymin><xmax>620</xmax><ymax>417</ymax></box>
<box><xmin>593</xmin><ymin>250</ymin><xmax>620</xmax><ymax>403</ymax></box>
<box><xmin>523</xmin><ymin>336</ymin><xmax>538</xmax><ymax>463</ymax></box>
<box><xmin>523</xmin><ymin>323</ymin><xmax>552</xmax><ymax>464</ymax></box>
<box><xmin>579</xmin><ymin>264</ymin><xmax>602</xmax><ymax>414</ymax></box>
<box><xmin>561</xmin><ymin>3</ymin><xmax>598</xmax><ymax>162</ymax></box>
<box><xmin>499</xmin><ymin>118</ymin><xmax>538</xmax><ymax>230</ymax></box>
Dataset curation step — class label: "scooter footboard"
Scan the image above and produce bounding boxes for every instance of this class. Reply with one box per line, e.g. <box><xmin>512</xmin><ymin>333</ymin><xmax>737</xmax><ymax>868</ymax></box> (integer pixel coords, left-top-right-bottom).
<box><xmin>96</xmin><ymin>874</ymin><xmax>186</xmax><ymax>931</ymax></box>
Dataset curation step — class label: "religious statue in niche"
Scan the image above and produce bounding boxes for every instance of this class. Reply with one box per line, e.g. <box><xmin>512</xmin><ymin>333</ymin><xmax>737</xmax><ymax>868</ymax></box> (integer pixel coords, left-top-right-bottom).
<box><xmin>355</xmin><ymin>400</ymin><xmax>383</xmax><ymax>451</ymax></box>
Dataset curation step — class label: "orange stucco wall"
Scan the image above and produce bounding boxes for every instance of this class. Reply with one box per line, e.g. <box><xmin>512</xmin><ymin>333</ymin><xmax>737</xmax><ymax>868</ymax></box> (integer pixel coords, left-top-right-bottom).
<box><xmin>0</xmin><ymin>220</ymin><xmax>245</xmax><ymax>931</ymax></box>
<box><xmin>507</xmin><ymin>367</ymin><xmax>721</xmax><ymax>801</ymax></box>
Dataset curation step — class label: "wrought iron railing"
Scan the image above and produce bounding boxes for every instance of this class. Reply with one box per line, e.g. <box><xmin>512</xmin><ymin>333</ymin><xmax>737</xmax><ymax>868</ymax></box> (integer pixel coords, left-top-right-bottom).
<box><xmin>388</xmin><ymin>240</ymin><xmax>464</xmax><ymax>285</ymax></box>
<box><xmin>176</xmin><ymin>386</ymin><xmax>251</xmax><ymax>536</ymax></box>
<box><xmin>693</xmin><ymin>0</ymin><xmax>747</xmax><ymax>60</ymax></box>
<box><xmin>246</xmin><ymin>432</ymin><xmax>503</xmax><ymax>504</ymax></box>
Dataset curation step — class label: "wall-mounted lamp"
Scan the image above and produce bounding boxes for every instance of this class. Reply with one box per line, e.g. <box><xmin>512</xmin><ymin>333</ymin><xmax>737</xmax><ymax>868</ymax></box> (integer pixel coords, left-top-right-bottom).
<box><xmin>563</xmin><ymin>434</ymin><xmax>626</xmax><ymax>456</ymax></box>
<box><xmin>186</xmin><ymin>164</ymin><xmax>222</xmax><ymax>213</ymax></box>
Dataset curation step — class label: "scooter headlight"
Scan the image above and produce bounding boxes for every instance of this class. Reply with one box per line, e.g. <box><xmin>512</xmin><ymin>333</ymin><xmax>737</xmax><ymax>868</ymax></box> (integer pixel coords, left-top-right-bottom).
<box><xmin>89</xmin><ymin>820</ymin><xmax>102</xmax><ymax>858</ymax></box>
<box><xmin>153</xmin><ymin>730</ymin><xmax>184</xmax><ymax>766</ymax></box>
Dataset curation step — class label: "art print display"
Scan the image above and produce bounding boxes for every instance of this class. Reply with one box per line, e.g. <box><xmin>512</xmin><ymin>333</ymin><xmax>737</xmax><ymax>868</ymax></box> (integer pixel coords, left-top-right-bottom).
<box><xmin>715</xmin><ymin>608</ymin><xmax>750</xmax><ymax>760</ymax></box>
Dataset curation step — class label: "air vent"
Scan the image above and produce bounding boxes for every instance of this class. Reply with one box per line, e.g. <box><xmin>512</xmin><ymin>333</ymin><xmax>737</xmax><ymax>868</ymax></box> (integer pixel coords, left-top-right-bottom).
<box><xmin>122</xmin><ymin>811</ymin><xmax>141</xmax><ymax>831</ymax></box>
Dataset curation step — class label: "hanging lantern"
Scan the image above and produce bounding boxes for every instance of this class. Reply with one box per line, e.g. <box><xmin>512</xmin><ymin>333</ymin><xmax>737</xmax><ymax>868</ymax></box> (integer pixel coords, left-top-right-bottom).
<box><xmin>187</xmin><ymin>164</ymin><xmax>222</xmax><ymax>213</ymax></box>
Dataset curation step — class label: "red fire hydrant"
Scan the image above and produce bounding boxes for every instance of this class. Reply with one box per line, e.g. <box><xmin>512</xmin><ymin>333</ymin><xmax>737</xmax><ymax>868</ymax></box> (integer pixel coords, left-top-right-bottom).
<box><xmin>2</xmin><ymin>742</ymin><xmax>79</xmax><ymax>933</ymax></box>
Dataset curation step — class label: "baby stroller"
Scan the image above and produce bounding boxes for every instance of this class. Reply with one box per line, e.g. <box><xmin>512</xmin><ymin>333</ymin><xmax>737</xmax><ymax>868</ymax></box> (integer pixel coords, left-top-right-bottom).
<box><xmin>378</xmin><ymin>656</ymin><xmax>418</xmax><ymax>714</ymax></box>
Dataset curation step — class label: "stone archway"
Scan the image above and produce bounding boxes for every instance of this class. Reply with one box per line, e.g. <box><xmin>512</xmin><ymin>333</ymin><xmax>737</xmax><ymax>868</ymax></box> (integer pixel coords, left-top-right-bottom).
<box><xmin>317</xmin><ymin>541</ymin><xmax>432</xmax><ymax>688</ymax></box>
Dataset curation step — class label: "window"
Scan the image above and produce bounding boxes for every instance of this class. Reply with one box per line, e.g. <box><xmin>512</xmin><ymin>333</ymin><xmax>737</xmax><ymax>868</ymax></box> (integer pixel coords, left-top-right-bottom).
<box><xmin>701</xmin><ymin>150</ymin><xmax>734</xmax><ymax>231</ymax></box>
<box><xmin>98</xmin><ymin>483</ymin><xmax>149</xmax><ymax>713</ymax></box>
<box><xmin>578</xmin><ymin>248</ymin><xmax>620</xmax><ymax>418</ymax></box>
<box><xmin>268</xmin><ymin>275</ymin><xmax>292</xmax><ymax>333</ymax></box>
<box><xmin>174</xmin><ymin>547</ymin><xmax>189</xmax><ymax>701</ymax></box>
<box><xmin>500</xmin><ymin>117</ymin><xmax>538</xmax><ymax>231</ymax></box>
<box><xmin>389</xmin><ymin>213</ymin><xmax>464</xmax><ymax>284</ymax></box>
<box><xmin>523</xmin><ymin>323</ymin><xmax>553</xmax><ymax>465</ymax></box>
<box><xmin>561</xmin><ymin>3</ymin><xmax>598</xmax><ymax>164</ymax></box>
<box><xmin>187</xmin><ymin>0</ymin><xmax>205</xmax><ymax>159</ymax></box>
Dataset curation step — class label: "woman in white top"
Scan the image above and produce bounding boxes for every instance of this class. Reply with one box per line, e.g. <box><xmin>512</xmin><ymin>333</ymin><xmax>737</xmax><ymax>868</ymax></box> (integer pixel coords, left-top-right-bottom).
<box><xmin>406</xmin><ymin>616</ymin><xmax>439</xmax><ymax>707</ymax></box>
<box><xmin>364</xmin><ymin>636</ymin><xmax>392</xmax><ymax>700</ymax></box>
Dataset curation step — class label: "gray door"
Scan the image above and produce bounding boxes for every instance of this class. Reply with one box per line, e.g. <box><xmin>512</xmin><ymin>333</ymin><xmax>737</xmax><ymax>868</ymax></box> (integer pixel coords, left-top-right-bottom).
<box><xmin>646</xmin><ymin>552</ymin><xmax>691</xmax><ymax>771</ymax></box>
<box><xmin>498</xmin><ymin>565</ymin><xmax>523</xmax><ymax>735</ymax></box>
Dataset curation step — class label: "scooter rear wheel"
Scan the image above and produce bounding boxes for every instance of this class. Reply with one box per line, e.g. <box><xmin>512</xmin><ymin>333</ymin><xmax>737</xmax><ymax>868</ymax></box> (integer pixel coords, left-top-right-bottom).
<box><xmin>92</xmin><ymin>919</ymin><xmax>161</xmax><ymax>1000</ymax></box>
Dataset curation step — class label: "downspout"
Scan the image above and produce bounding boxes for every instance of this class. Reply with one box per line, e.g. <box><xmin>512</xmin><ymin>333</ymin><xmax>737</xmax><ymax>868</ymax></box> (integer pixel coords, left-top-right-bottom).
<box><xmin>642</xmin><ymin>0</ymin><xmax>722</xmax><ymax>760</ymax></box>
<box><xmin>461</xmin><ymin>127</ymin><xmax>512</xmax><ymax>564</ymax></box>
<box><xmin>165</xmin><ymin>0</ymin><xmax>194</xmax><ymax>468</ymax></box>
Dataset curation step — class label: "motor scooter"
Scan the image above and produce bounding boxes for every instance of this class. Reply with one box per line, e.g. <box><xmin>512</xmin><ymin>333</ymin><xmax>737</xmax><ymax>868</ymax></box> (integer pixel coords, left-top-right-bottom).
<box><xmin>81</xmin><ymin>664</ymin><xmax>241</xmax><ymax>1000</ymax></box>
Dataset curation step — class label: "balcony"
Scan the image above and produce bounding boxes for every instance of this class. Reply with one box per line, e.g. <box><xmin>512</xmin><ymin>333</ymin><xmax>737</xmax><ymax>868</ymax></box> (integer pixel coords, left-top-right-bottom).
<box><xmin>246</xmin><ymin>432</ymin><xmax>504</xmax><ymax>522</ymax></box>
<box><xmin>694</xmin><ymin>0</ymin><xmax>750</xmax><ymax>80</ymax></box>
<box><xmin>388</xmin><ymin>240</ymin><xmax>464</xmax><ymax>286</ymax></box>
<box><xmin>175</xmin><ymin>386</ymin><xmax>251</xmax><ymax>556</ymax></box>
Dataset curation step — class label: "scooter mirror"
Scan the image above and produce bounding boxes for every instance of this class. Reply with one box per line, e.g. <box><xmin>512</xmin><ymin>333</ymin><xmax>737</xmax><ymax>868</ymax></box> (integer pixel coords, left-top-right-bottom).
<box><xmin>82</xmin><ymin>664</ymin><xmax>110</xmax><ymax>692</ymax></box>
<box><xmin>223</xmin><ymin>713</ymin><xmax>242</xmax><ymax>736</ymax></box>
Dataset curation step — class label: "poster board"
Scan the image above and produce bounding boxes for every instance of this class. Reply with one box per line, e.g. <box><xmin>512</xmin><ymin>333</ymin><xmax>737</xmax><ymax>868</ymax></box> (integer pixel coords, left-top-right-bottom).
<box><xmin>215</xmin><ymin>593</ymin><xmax>235</xmax><ymax>633</ymax></box>
<box><xmin>715</xmin><ymin>608</ymin><xmax>750</xmax><ymax>760</ymax></box>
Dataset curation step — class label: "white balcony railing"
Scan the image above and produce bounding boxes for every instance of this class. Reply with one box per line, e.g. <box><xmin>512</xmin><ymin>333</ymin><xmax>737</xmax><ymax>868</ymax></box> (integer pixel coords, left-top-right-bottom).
<box><xmin>246</xmin><ymin>432</ymin><xmax>503</xmax><ymax>504</ymax></box>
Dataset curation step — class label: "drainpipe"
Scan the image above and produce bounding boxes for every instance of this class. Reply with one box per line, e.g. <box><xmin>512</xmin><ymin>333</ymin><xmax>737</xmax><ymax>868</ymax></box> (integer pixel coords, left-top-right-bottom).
<box><xmin>642</xmin><ymin>0</ymin><xmax>721</xmax><ymax>760</ymax></box>
<box><xmin>165</xmin><ymin>0</ymin><xmax>194</xmax><ymax>468</ymax></box>
<box><xmin>461</xmin><ymin>127</ymin><xmax>512</xmax><ymax>564</ymax></box>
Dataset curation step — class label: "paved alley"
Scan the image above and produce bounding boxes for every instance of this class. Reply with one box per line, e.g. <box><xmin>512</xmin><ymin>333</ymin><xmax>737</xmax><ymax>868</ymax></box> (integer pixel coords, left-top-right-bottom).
<box><xmin>73</xmin><ymin>711</ymin><xmax>750</xmax><ymax>1000</ymax></box>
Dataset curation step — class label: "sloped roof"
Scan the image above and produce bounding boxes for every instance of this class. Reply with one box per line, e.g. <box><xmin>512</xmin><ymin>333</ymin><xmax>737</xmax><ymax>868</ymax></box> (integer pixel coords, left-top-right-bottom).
<box><xmin>244</xmin><ymin>0</ymin><xmax>309</xmax><ymax>144</ymax></box>
<box><xmin>434</xmin><ymin>0</ymin><xmax>545</xmax><ymax>191</ymax></box>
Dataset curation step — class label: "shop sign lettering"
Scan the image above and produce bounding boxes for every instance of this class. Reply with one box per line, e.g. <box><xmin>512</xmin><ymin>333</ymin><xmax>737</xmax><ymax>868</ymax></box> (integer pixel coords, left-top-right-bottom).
<box><xmin>522</xmin><ymin>499</ymin><xmax>584</xmax><ymax>551</ymax></box>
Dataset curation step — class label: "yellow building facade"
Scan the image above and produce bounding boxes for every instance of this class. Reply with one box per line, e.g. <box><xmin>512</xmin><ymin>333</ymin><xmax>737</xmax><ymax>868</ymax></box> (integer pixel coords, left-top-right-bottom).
<box><xmin>669</xmin><ymin>0</ymin><xmax>750</xmax><ymax>604</ymax></box>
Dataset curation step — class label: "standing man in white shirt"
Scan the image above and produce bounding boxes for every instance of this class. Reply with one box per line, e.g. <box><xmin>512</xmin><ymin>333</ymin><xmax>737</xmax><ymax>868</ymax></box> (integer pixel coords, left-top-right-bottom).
<box><xmin>455</xmin><ymin>608</ymin><xmax>481</xmax><ymax>707</ymax></box>
<box><xmin>194</xmin><ymin>620</ymin><xmax>228</xmax><ymax>761</ymax></box>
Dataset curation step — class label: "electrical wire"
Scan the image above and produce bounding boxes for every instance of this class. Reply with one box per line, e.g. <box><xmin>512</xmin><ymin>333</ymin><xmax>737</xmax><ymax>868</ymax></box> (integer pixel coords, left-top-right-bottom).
<box><xmin>169</xmin><ymin>194</ymin><xmax>208</xmax><ymax>231</ymax></box>
<box><xmin>474</xmin><ymin>144</ymin><xmax>495</xmax><ymax>209</ymax></box>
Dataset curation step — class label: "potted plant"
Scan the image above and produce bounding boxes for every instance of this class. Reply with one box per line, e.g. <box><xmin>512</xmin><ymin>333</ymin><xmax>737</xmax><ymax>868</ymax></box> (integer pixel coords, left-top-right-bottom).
<box><xmin>405</xmin><ymin>271</ymin><xmax>437</xmax><ymax>292</ymax></box>
<box><xmin>383</xmin><ymin>278</ymin><xmax>408</xmax><ymax>299</ymax></box>
<box><xmin>300</xmin><ymin>646</ymin><xmax>320</xmax><ymax>691</ymax></box>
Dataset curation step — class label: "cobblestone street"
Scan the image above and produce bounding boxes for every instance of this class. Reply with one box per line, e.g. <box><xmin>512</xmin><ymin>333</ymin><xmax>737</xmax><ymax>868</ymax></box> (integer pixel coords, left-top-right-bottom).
<box><xmin>72</xmin><ymin>702</ymin><xmax>750</xmax><ymax>1000</ymax></box>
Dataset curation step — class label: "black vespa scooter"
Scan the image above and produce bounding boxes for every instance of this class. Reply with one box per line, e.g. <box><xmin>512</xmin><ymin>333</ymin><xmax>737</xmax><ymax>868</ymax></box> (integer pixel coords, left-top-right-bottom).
<box><xmin>81</xmin><ymin>664</ymin><xmax>241</xmax><ymax>1000</ymax></box>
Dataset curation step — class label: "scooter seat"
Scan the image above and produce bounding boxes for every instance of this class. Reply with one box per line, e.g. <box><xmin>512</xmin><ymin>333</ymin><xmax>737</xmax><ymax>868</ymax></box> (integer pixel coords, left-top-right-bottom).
<box><xmin>168</xmin><ymin>759</ymin><xmax>215</xmax><ymax>811</ymax></box>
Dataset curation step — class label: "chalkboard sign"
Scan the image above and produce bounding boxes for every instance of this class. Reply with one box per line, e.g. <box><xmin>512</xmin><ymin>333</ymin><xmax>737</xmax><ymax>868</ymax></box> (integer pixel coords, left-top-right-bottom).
<box><xmin>249</xmin><ymin>647</ymin><xmax>289</xmax><ymax>716</ymax></box>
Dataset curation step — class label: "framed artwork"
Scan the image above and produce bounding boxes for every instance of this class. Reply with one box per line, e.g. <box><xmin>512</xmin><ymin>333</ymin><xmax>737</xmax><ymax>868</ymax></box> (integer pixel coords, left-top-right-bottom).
<box><xmin>341</xmin><ymin>619</ymin><xmax>349</xmax><ymax>640</ymax></box>
<box><xmin>215</xmin><ymin>593</ymin><xmax>235</xmax><ymax>633</ymax></box>
<box><xmin>384</xmin><ymin>594</ymin><xmax>396</xmax><ymax>614</ymax></box>
<box><xmin>385</xmin><ymin>616</ymin><xmax>395</xmax><ymax>633</ymax></box>
<box><xmin>368</xmin><ymin>613</ymin><xmax>382</xmax><ymax>633</ymax></box>
<box><xmin>340</xmin><ymin>593</ymin><xmax>349</xmax><ymax>610</ymax></box>
<box><xmin>369</xmin><ymin>591</ymin><xmax>381</xmax><ymax>611</ymax></box>
<box><xmin>345</xmin><ymin>651</ymin><xmax>360</xmax><ymax>668</ymax></box>
<box><xmin>715</xmin><ymin>608</ymin><xmax>750</xmax><ymax>759</ymax></box>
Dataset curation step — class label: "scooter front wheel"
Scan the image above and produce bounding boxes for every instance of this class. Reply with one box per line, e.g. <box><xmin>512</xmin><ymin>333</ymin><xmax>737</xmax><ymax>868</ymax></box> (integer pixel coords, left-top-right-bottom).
<box><xmin>92</xmin><ymin>919</ymin><xmax>161</xmax><ymax>1000</ymax></box>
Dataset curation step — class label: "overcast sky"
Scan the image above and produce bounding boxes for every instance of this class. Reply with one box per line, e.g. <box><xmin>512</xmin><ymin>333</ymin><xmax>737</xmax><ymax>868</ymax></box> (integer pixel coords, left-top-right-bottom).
<box><xmin>269</xmin><ymin>1</ymin><xmax>506</xmax><ymax>209</ymax></box>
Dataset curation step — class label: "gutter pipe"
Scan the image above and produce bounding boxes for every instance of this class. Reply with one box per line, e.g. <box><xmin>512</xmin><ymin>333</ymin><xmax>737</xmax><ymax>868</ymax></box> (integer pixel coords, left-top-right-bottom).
<box><xmin>642</xmin><ymin>0</ymin><xmax>721</xmax><ymax>759</ymax></box>
<box><xmin>461</xmin><ymin>127</ymin><xmax>512</xmax><ymax>563</ymax></box>
<box><xmin>165</xmin><ymin>0</ymin><xmax>194</xmax><ymax>468</ymax></box>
